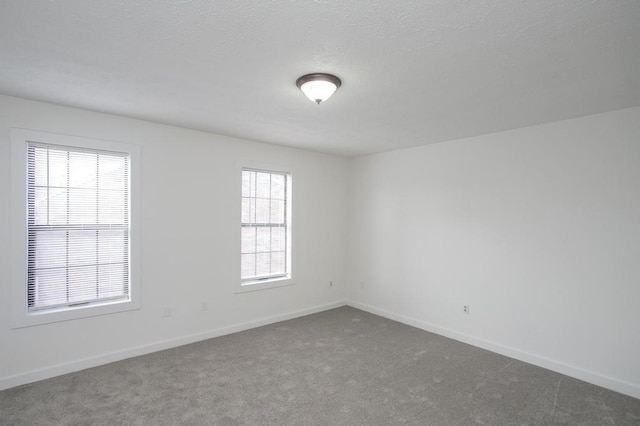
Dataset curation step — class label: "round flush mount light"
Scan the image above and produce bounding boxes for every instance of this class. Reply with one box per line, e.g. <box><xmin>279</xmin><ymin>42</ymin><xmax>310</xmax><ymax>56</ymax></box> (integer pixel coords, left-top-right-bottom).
<box><xmin>296</xmin><ymin>73</ymin><xmax>342</xmax><ymax>104</ymax></box>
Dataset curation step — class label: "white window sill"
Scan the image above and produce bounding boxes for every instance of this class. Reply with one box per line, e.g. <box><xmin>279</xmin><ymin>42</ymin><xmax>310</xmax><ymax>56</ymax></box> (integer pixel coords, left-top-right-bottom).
<box><xmin>235</xmin><ymin>276</ymin><xmax>294</xmax><ymax>293</ymax></box>
<box><xmin>11</xmin><ymin>298</ymin><xmax>141</xmax><ymax>329</ymax></box>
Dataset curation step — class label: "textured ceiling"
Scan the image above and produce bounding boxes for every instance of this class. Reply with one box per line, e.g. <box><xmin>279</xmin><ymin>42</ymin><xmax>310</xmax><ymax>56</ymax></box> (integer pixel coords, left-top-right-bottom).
<box><xmin>1</xmin><ymin>0</ymin><xmax>639</xmax><ymax>157</ymax></box>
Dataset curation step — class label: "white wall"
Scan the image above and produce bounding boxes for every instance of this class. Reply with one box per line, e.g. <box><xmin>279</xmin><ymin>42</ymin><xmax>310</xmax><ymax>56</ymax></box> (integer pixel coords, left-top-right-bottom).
<box><xmin>347</xmin><ymin>107</ymin><xmax>640</xmax><ymax>398</ymax></box>
<box><xmin>3</xmin><ymin>94</ymin><xmax>639</xmax><ymax>399</ymax></box>
<box><xmin>0</xmin><ymin>95</ymin><xmax>348</xmax><ymax>389</ymax></box>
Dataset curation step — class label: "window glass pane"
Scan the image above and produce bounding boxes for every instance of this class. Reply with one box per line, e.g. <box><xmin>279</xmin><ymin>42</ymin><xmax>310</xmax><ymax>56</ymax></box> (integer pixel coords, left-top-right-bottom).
<box><xmin>48</xmin><ymin>149</ymin><xmax>68</xmax><ymax>188</ymax></box>
<box><xmin>98</xmin><ymin>190</ymin><xmax>125</xmax><ymax>224</ymax></box>
<box><xmin>68</xmin><ymin>188</ymin><xmax>97</xmax><ymax>224</ymax></box>
<box><xmin>33</xmin><ymin>187</ymin><xmax>49</xmax><ymax>225</ymax></box>
<box><xmin>270</xmin><ymin>199</ymin><xmax>284</xmax><ymax>223</ymax></box>
<box><xmin>271</xmin><ymin>227</ymin><xmax>285</xmax><ymax>251</ymax></box>
<box><xmin>241</xmin><ymin>198</ymin><xmax>253</xmax><ymax>223</ymax></box>
<box><xmin>256</xmin><ymin>227</ymin><xmax>271</xmax><ymax>252</ymax></box>
<box><xmin>32</xmin><ymin>147</ymin><xmax>48</xmax><ymax>187</ymax></box>
<box><xmin>242</xmin><ymin>170</ymin><xmax>252</xmax><ymax>197</ymax></box>
<box><xmin>255</xmin><ymin>198</ymin><xmax>270</xmax><ymax>223</ymax></box>
<box><xmin>241</xmin><ymin>253</ymin><xmax>256</xmax><ymax>278</ymax></box>
<box><xmin>241</xmin><ymin>227</ymin><xmax>256</xmax><ymax>253</ymax></box>
<box><xmin>34</xmin><ymin>230</ymin><xmax>67</xmax><ymax>270</ymax></box>
<box><xmin>68</xmin><ymin>265</ymin><xmax>98</xmax><ymax>303</ymax></box>
<box><xmin>98</xmin><ymin>263</ymin><xmax>127</xmax><ymax>299</ymax></box>
<box><xmin>256</xmin><ymin>172</ymin><xmax>271</xmax><ymax>198</ymax></box>
<box><xmin>48</xmin><ymin>188</ymin><xmax>68</xmax><ymax>225</ymax></box>
<box><xmin>256</xmin><ymin>253</ymin><xmax>271</xmax><ymax>276</ymax></box>
<box><xmin>271</xmin><ymin>174</ymin><xmax>285</xmax><ymax>199</ymax></box>
<box><xmin>271</xmin><ymin>251</ymin><xmax>285</xmax><ymax>275</ymax></box>
<box><xmin>67</xmin><ymin>230</ymin><xmax>97</xmax><ymax>267</ymax></box>
<box><xmin>69</xmin><ymin>151</ymin><xmax>97</xmax><ymax>189</ymax></box>
<box><xmin>32</xmin><ymin>268</ymin><xmax>68</xmax><ymax>308</ymax></box>
<box><xmin>98</xmin><ymin>230</ymin><xmax>127</xmax><ymax>264</ymax></box>
<box><xmin>98</xmin><ymin>155</ymin><xmax>126</xmax><ymax>190</ymax></box>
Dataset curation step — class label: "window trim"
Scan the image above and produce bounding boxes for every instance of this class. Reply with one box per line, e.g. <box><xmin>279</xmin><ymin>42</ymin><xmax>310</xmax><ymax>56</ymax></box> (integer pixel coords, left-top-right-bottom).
<box><xmin>10</xmin><ymin>128</ymin><xmax>141</xmax><ymax>328</ymax></box>
<box><xmin>235</xmin><ymin>162</ymin><xmax>294</xmax><ymax>293</ymax></box>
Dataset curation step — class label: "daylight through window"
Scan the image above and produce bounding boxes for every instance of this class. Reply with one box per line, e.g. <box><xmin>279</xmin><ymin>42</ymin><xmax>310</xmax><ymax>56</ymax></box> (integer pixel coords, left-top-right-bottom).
<box><xmin>27</xmin><ymin>143</ymin><xmax>130</xmax><ymax>311</ymax></box>
<box><xmin>241</xmin><ymin>169</ymin><xmax>290</xmax><ymax>283</ymax></box>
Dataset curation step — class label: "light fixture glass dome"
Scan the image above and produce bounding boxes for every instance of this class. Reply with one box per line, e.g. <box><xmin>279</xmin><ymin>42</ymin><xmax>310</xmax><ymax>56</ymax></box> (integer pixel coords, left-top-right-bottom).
<box><xmin>296</xmin><ymin>73</ymin><xmax>342</xmax><ymax>104</ymax></box>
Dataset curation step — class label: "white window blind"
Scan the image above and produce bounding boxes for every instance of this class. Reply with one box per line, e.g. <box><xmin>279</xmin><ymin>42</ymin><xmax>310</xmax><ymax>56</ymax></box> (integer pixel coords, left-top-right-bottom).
<box><xmin>27</xmin><ymin>143</ymin><xmax>130</xmax><ymax>311</ymax></box>
<box><xmin>241</xmin><ymin>169</ymin><xmax>290</xmax><ymax>282</ymax></box>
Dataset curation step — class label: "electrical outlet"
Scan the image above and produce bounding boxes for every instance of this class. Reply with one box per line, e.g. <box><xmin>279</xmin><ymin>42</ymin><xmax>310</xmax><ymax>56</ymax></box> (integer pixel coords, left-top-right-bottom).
<box><xmin>463</xmin><ymin>305</ymin><xmax>470</xmax><ymax>314</ymax></box>
<box><xmin>162</xmin><ymin>307</ymin><xmax>172</xmax><ymax>318</ymax></box>
<box><xmin>330</xmin><ymin>281</ymin><xmax>333</xmax><ymax>287</ymax></box>
<box><xmin>201</xmin><ymin>301</ymin><xmax>208</xmax><ymax>312</ymax></box>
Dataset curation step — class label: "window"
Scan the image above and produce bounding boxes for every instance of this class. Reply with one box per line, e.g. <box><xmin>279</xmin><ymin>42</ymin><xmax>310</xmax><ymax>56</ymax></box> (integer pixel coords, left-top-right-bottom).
<box><xmin>11</xmin><ymin>129</ymin><xmax>140</xmax><ymax>327</ymax></box>
<box><xmin>27</xmin><ymin>143</ymin><xmax>130</xmax><ymax>311</ymax></box>
<box><xmin>240</xmin><ymin>168</ymin><xmax>292</xmax><ymax>286</ymax></box>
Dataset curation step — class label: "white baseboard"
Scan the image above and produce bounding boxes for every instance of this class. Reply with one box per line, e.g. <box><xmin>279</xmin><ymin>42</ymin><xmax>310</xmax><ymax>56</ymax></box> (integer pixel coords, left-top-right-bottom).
<box><xmin>347</xmin><ymin>300</ymin><xmax>640</xmax><ymax>400</ymax></box>
<box><xmin>5</xmin><ymin>299</ymin><xmax>638</xmax><ymax>400</ymax></box>
<box><xmin>0</xmin><ymin>300</ymin><xmax>347</xmax><ymax>391</ymax></box>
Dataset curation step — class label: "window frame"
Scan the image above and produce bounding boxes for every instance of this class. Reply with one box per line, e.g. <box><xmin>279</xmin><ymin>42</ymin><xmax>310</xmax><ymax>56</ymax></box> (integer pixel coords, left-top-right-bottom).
<box><xmin>236</xmin><ymin>163</ymin><xmax>293</xmax><ymax>293</ymax></box>
<box><xmin>10</xmin><ymin>129</ymin><xmax>141</xmax><ymax>328</ymax></box>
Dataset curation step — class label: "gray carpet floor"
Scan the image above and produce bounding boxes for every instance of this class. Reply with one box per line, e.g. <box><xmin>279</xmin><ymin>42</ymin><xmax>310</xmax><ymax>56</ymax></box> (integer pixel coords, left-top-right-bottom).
<box><xmin>1</xmin><ymin>306</ymin><xmax>639</xmax><ymax>425</ymax></box>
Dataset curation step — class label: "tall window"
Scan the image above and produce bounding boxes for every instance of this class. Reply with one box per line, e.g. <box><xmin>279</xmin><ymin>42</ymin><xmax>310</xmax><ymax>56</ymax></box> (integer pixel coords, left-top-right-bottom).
<box><xmin>27</xmin><ymin>143</ymin><xmax>130</xmax><ymax>311</ymax></box>
<box><xmin>241</xmin><ymin>168</ymin><xmax>291</xmax><ymax>284</ymax></box>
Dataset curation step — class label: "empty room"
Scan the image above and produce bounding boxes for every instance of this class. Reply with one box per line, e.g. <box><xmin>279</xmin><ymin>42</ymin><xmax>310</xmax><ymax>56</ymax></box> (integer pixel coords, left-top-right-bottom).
<box><xmin>1</xmin><ymin>1</ymin><xmax>639</xmax><ymax>424</ymax></box>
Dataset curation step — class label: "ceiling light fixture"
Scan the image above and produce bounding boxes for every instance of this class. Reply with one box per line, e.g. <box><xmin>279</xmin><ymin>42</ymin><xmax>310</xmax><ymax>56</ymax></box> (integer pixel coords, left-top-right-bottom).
<box><xmin>296</xmin><ymin>73</ymin><xmax>342</xmax><ymax>104</ymax></box>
